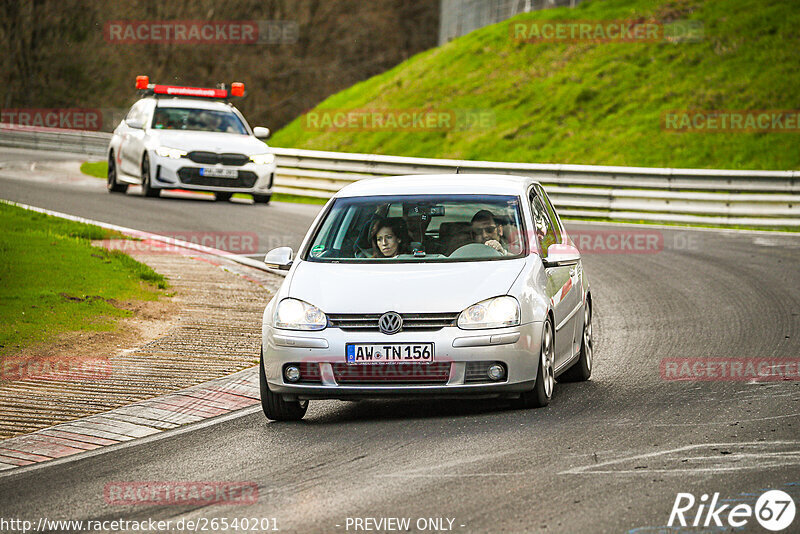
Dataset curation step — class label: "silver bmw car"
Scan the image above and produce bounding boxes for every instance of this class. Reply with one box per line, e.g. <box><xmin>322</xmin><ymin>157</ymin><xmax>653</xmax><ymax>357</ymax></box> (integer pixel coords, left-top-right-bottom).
<box><xmin>260</xmin><ymin>174</ymin><xmax>593</xmax><ymax>421</ymax></box>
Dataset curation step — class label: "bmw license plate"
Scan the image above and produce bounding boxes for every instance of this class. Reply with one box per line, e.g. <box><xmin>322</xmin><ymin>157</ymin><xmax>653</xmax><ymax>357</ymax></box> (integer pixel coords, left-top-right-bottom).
<box><xmin>346</xmin><ymin>343</ymin><xmax>434</xmax><ymax>364</ymax></box>
<box><xmin>199</xmin><ymin>167</ymin><xmax>238</xmax><ymax>178</ymax></box>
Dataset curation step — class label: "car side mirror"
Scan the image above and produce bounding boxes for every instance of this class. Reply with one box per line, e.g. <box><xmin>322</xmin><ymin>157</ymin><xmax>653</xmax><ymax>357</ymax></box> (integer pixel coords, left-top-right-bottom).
<box><xmin>253</xmin><ymin>126</ymin><xmax>270</xmax><ymax>139</ymax></box>
<box><xmin>542</xmin><ymin>243</ymin><xmax>580</xmax><ymax>268</ymax></box>
<box><xmin>264</xmin><ymin>246</ymin><xmax>293</xmax><ymax>270</ymax></box>
<box><xmin>125</xmin><ymin>118</ymin><xmax>144</xmax><ymax>129</ymax></box>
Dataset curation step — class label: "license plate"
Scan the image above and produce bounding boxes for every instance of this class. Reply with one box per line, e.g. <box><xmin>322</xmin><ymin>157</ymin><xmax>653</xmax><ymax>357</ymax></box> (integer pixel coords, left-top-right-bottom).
<box><xmin>346</xmin><ymin>343</ymin><xmax>434</xmax><ymax>364</ymax></box>
<box><xmin>199</xmin><ymin>167</ymin><xmax>238</xmax><ymax>178</ymax></box>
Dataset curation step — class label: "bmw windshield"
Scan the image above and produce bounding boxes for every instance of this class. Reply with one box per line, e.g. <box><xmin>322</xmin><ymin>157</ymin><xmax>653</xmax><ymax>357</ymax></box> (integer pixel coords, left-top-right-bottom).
<box><xmin>305</xmin><ymin>194</ymin><xmax>526</xmax><ymax>262</ymax></box>
<box><xmin>151</xmin><ymin>107</ymin><xmax>248</xmax><ymax>134</ymax></box>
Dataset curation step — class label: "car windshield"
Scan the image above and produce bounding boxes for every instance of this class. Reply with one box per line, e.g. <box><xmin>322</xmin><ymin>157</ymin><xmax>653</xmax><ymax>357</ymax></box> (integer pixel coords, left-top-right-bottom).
<box><xmin>306</xmin><ymin>194</ymin><xmax>526</xmax><ymax>262</ymax></box>
<box><xmin>151</xmin><ymin>107</ymin><xmax>248</xmax><ymax>134</ymax></box>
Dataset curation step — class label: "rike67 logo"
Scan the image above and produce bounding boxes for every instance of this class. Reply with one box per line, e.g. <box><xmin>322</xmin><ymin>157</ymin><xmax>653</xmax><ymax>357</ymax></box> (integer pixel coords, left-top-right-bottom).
<box><xmin>669</xmin><ymin>490</ymin><xmax>796</xmax><ymax>531</ymax></box>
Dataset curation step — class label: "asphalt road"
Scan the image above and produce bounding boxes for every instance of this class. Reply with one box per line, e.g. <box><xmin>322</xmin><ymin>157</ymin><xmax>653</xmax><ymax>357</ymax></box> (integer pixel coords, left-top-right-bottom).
<box><xmin>0</xmin><ymin>147</ymin><xmax>321</xmax><ymax>253</ymax></box>
<box><xmin>1</xmin><ymin>147</ymin><xmax>799</xmax><ymax>533</ymax></box>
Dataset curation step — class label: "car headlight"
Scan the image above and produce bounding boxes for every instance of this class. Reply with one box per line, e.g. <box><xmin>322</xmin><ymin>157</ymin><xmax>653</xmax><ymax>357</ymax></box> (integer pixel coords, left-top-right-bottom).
<box><xmin>274</xmin><ymin>298</ymin><xmax>327</xmax><ymax>331</ymax></box>
<box><xmin>457</xmin><ymin>296</ymin><xmax>520</xmax><ymax>330</ymax></box>
<box><xmin>155</xmin><ymin>146</ymin><xmax>187</xmax><ymax>159</ymax></box>
<box><xmin>249</xmin><ymin>153</ymin><xmax>275</xmax><ymax>166</ymax></box>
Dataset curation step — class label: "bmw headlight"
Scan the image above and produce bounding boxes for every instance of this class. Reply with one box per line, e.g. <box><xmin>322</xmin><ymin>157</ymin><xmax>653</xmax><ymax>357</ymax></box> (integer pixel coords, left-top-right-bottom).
<box><xmin>249</xmin><ymin>153</ymin><xmax>275</xmax><ymax>165</ymax></box>
<box><xmin>155</xmin><ymin>146</ymin><xmax>187</xmax><ymax>159</ymax></box>
<box><xmin>457</xmin><ymin>296</ymin><xmax>520</xmax><ymax>330</ymax></box>
<box><xmin>274</xmin><ymin>298</ymin><xmax>327</xmax><ymax>331</ymax></box>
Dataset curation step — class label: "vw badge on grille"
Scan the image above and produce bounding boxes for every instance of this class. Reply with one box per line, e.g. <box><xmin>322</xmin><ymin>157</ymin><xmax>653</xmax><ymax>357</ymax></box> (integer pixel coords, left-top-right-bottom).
<box><xmin>379</xmin><ymin>312</ymin><xmax>403</xmax><ymax>335</ymax></box>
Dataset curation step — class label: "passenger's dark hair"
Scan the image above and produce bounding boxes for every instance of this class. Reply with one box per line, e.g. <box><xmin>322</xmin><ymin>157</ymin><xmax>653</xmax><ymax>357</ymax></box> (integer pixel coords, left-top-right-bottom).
<box><xmin>369</xmin><ymin>217</ymin><xmax>411</xmax><ymax>257</ymax></box>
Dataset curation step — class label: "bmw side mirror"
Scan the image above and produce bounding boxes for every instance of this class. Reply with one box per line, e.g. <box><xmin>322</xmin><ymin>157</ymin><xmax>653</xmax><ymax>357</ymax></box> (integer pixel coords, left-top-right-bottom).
<box><xmin>264</xmin><ymin>246</ymin><xmax>293</xmax><ymax>270</ymax></box>
<box><xmin>543</xmin><ymin>243</ymin><xmax>580</xmax><ymax>268</ymax></box>
<box><xmin>253</xmin><ymin>126</ymin><xmax>271</xmax><ymax>139</ymax></box>
<box><xmin>125</xmin><ymin>118</ymin><xmax>144</xmax><ymax>129</ymax></box>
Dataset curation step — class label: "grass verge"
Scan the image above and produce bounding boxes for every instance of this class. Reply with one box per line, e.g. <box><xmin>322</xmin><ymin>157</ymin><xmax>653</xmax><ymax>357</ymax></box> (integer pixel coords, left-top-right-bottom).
<box><xmin>0</xmin><ymin>202</ymin><xmax>168</xmax><ymax>356</ymax></box>
<box><xmin>80</xmin><ymin>160</ymin><xmax>107</xmax><ymax>179</ymax></box>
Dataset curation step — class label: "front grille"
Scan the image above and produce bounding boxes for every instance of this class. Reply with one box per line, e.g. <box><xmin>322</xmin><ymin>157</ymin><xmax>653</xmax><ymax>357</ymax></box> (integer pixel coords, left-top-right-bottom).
<box><xmin>332</xmin><ymin>362</ymin><xmax>450</xmax><ymax>384</ymax></box>
<box><xmin>186</xmin><ymin>151</ymin><xmax>250</xmax><ymax>166</ymax></box>
<box><xmin>177</xmin><ymin>168</ymin><xmax>257</xmax><ymax>188</ymax></box>
<box><xmin>327</xmin><ymin>312</ymin><xmax>458</xmax><ymax>332</ymax></box>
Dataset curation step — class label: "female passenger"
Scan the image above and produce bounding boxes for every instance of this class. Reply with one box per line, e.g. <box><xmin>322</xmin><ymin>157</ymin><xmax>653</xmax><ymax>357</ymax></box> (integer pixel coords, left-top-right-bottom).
<box><xmin>369</xmin><ymin>217</ymin><xmax>411</xmax><ymax>258</ymax></box>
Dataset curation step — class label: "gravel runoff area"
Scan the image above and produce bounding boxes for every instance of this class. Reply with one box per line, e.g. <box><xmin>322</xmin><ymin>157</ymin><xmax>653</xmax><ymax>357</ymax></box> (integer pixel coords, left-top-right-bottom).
<box><xmin>0</xmin><ymin>237</ymin><xmax>284</xmax><ymax>443</ymax></box>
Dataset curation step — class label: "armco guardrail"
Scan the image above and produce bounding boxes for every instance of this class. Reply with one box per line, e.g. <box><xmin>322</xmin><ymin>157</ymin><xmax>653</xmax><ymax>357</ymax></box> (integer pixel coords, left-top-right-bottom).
<box><xmin>0</xmin><ymin>124</ymin><xmax>110</xmax><ymax>157</ymax></box>
<box><xmin>271</xmin><ymin>148</ymin><xmax>799</xmax><ymax>227</ymax></box>
<box><xmin>1</xmin><ymin>124</ymin><xmax>798</xmax><ymax>228</ymax></box>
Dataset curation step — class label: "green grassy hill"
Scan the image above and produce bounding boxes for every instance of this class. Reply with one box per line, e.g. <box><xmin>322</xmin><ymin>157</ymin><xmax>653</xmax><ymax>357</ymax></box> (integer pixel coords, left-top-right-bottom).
<box><xmin>271</xmin><ymin>0</ymin><xmax>800</xmax><ymax>170</ymax></box>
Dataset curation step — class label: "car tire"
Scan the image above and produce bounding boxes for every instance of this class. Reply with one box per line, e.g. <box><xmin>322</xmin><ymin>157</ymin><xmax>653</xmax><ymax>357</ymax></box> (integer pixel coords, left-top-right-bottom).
<box><xmin>560</xmin><ymin>301</ymin><xmax>593</xmax><ymax>382</ymax></box>
<box><xmin>259</xmin><ymin>350</ymin><xmax>308</xmax><ymax>421</ymax></box>
<box><xmin>512</xmin><ymin>319</ymin><xmax>554</xmax><ymax>409</ymax></box>
<box><xmin>252</xmin><ymin>194</ymin><xmax>271</xmax><ymax>205</ymax></box>
<box><xmin>214</xmin><ymin>192</ymin><xmax>233</xmax><ymax>202</ymax></box>
<box><xmin>141</xmin><ymin>154</ymin><xmax>160</xmax><ymax>198</ymax></box>
<box><xmin>107</xmin><ymin>153</ymin><xmax>128</xmax><ymax>193</ymax></box>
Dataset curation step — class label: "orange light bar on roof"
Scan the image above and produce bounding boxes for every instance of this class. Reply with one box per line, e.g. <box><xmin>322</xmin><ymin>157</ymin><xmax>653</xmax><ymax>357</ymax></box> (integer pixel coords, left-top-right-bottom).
<box><xmin>152</xmin><ymin>85</ymin><xmax>229</xmax><ymax>98</ymax></box>
<box><xmin>231</xmin><ymin>82</ymin><xmax>245</xmax><ymax>97</ymax></box>
<box><xmin>136</xmin><ymin>75</ymin><xmax>149</xmax><ymax>90</ymax></box>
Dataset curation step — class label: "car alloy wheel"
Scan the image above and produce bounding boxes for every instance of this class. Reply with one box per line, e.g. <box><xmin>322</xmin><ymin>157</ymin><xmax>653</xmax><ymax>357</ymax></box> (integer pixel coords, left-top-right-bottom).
<box><xmin>141</xmin><ymin>154</ymin><xmax>160</xmax><ymax>198</ymax></box>
<box><xmin>107</xmin><ymin>153</ymin><xmax>127</xmax><ymax>193</ymax></box>
<box><xmin>560</xmin><ymin>301</ymin><xmax>593</xmax><ymax>382</ymax></box>
<box><xmin>512</xmin><ymin>318</ymin><xmax>553</xmax><ymax>408</ymax></box>
<box><xmin>583</xmin><ymin>305</ymin><xmax>593</xmax><ymax>372</ymax></box>
<box><xmin>541</xmin><ymin>320</ymin><xmax>555</xmax><ymax>399</ymax></box>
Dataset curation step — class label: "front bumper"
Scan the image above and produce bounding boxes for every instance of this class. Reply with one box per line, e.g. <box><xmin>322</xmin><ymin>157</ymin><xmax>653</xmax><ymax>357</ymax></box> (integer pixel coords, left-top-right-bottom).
<box><xmin>262</xmin><ymin>322</ymin><xmax>543</xmax><ymax>401</ymax></box>
<box><xmin>151</xmin><ymin>154</ymin><xmax>275</xmax><ymax>193</ymax></box>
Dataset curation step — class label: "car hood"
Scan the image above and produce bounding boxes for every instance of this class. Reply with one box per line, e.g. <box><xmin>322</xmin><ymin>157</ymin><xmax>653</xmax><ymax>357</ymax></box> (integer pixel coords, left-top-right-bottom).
<box><xmin>287</xmin><ymin>259</ymin><xmax>526</xmax><ymax>314</ymax></box>
<box><xmin>149</xmin><ymin>130</ymin><xmax>268</xmax><ymax>154</ymax></box>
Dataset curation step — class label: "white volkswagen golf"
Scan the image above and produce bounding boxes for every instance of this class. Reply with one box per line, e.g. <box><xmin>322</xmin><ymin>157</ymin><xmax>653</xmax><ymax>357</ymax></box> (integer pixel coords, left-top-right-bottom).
<box><xmin>107</xmin><ymin>77</ymin><xmax>277</xmax><ymax>203</ymax></box>
<box><xmin>260</xmin><ymin>174</ymin><xmax>594</xmax><ymax>420</ymax></box>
